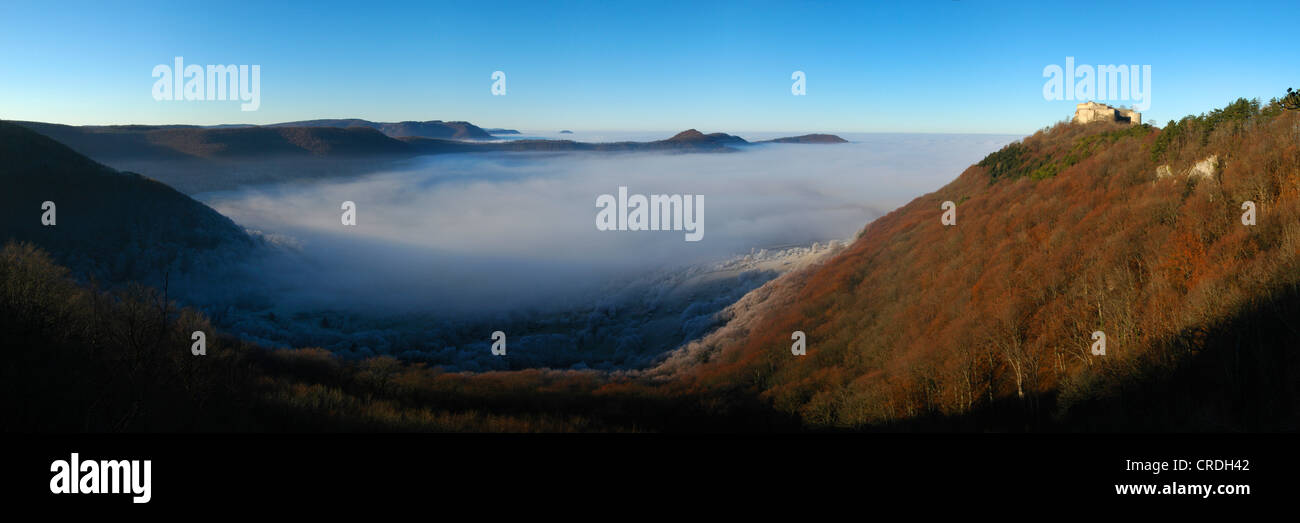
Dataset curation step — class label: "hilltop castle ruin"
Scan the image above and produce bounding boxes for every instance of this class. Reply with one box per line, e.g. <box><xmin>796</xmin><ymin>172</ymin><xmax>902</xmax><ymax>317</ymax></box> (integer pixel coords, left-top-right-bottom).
<box><xmin>1073</xmin><ymin>101</ymin><xmax>1141</xmax><ymax>125</ymax></box>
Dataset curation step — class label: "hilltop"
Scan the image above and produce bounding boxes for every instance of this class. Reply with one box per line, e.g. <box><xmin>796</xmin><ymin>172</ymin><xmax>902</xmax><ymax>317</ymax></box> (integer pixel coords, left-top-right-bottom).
<box><xmin>761</xmin><ymin>134</ymin><xmax>849</xmax><ymax>144</ymax></box>
<box><xmin>663</xmin><ymin>129</ymin><xmax>749</xmax><ymax>146</ymax></box>
<box><xmin>660</xmin><ymin>129</ymin><xmax>849</xmax><ymax>145</ymax></box>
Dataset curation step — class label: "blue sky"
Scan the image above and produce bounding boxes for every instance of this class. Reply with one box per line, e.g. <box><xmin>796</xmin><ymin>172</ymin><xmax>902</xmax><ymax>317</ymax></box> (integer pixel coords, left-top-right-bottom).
<box><xmin>0</xmin><ymin>0</ymin><xmax>1294</xmax><ymax>134</ymax></box>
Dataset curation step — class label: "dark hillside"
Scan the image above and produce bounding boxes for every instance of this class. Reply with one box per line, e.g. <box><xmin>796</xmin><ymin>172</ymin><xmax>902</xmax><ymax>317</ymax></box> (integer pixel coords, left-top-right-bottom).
<box><xmin>0</xmin><ymin>121</ymin><xmax>255</xmax><ymax>283</ymax></box>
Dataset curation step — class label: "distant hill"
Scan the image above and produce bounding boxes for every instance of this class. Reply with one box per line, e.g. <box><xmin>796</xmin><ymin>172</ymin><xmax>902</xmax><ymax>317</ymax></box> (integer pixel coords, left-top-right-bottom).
<box><xmin>6</xmin><ymin>121</ymin><xmax>429</xmax><ymax>192</ymax></box>
<box><xmin>398</xmin><ymin>128</ymin><xmax>828</xmax><ymax>154</ymax></box>
<box><xmin>149</xmin><ymin>125</ymin><xmax>414</xmax><ymax>158</ymax></box>
<box><xmin>268</xmin><ymin>119</ymin><xmax>495</xmax><ymax>140</ymax></box>
<box><xmin>663</xmin><ymin>129</ymin><xmax>749</xmax><ymax>147</ymax></box>
<box><xmin>7</xmin><ymin>121</ymin><xmax>848</xmax><ymax>192</ymax></box>
<box><xmin>484</xmin><ymin>128</ymin><xmax>521</xmax><ymax>135</ymax></box>
<box><xmin>0</xmin><ymin>121</ymin><xmax>255</xmax><ymax>283</ymax></box>
<box><xmin>10</xmin><ymin>120</ymin><xmax>410</xmax><ymax>159</ymax></box>
<box><xmin>759</xmin><ymin>134</ymin><xmax>849</xmax><ymax>144</ymax></box>
<box><xmin>12</xmin><ymin>120</ymin><xmax>846</xmax><ymax>160</ymax></box>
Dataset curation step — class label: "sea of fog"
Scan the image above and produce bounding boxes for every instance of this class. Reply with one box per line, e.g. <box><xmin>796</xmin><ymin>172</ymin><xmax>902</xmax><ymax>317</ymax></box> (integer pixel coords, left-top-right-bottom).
<box><xmin>188</xmin><ymin>132</ymin><xmax>1018</xmax><ymax>370</ymax></box>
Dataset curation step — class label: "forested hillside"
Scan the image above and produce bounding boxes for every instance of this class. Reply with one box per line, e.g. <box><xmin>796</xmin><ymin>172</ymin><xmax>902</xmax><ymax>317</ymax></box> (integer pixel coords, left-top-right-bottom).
<box><xmin>0</xmin><ymin>122</ymin><xmax>255</xmax><ymax>284</ymax></box>
<box><xmin>663</xmin><ymin>97</ymin><xmax>1300</xmax><ymax>431</ymax></box>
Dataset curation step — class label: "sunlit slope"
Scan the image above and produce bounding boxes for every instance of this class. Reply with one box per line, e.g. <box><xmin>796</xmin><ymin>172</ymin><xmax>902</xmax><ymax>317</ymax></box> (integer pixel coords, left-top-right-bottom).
<box><xmin>669</xmin><ymin>100</ymin><xmax>1300</xmax><ymax>430</ymax></box>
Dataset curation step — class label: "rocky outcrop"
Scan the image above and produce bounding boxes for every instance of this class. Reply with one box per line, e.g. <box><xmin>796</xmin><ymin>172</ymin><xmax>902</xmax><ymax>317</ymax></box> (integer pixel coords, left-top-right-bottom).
<box><xmin>1186</xmin><ymin>155</ymin><xmax>1219</xmax><ymax>179</ymax></box>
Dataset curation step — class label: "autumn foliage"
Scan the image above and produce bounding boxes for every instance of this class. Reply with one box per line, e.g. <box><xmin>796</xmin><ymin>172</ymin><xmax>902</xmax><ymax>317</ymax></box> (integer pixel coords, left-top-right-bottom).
<box><xmin>665</xmin><ymin>98</ymin><xmax>1300</xmax><ymax>430</ymax></box>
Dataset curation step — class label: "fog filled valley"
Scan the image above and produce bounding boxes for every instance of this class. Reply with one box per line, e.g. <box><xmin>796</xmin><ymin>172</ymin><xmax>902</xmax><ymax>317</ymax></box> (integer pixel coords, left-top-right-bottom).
<box><xmin>0</xmin><ymin>121</ymin><xmax>1018</xmax><ymax>375</ymax></box>
<box><xmin>175</xmin><ymin>133</ymin><xmax>1020</xmax><ymax>371</ymax></box>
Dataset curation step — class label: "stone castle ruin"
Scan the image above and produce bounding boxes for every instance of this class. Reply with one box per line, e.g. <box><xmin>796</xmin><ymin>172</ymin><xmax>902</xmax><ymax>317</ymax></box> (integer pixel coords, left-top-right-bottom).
<box><xmin>1073</xmin><ymin>101</ymin><xmax>1141</xmax><ymax>125</ymax></box>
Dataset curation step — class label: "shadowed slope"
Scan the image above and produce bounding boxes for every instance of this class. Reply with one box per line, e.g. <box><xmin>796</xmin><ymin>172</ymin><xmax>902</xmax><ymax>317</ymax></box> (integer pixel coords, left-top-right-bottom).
<box><xmin>0</xmin><ymin>121</ymin><xmax>255</xmax><ymax>283</ymax></box>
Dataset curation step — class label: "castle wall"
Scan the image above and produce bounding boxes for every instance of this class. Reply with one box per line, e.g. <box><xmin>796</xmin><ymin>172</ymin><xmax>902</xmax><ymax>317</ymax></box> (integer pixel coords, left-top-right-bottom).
<box><xmin>1073</xmin><ymin>102</ymin><xmax>1140</xmax><ymax>125</ymax></box>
